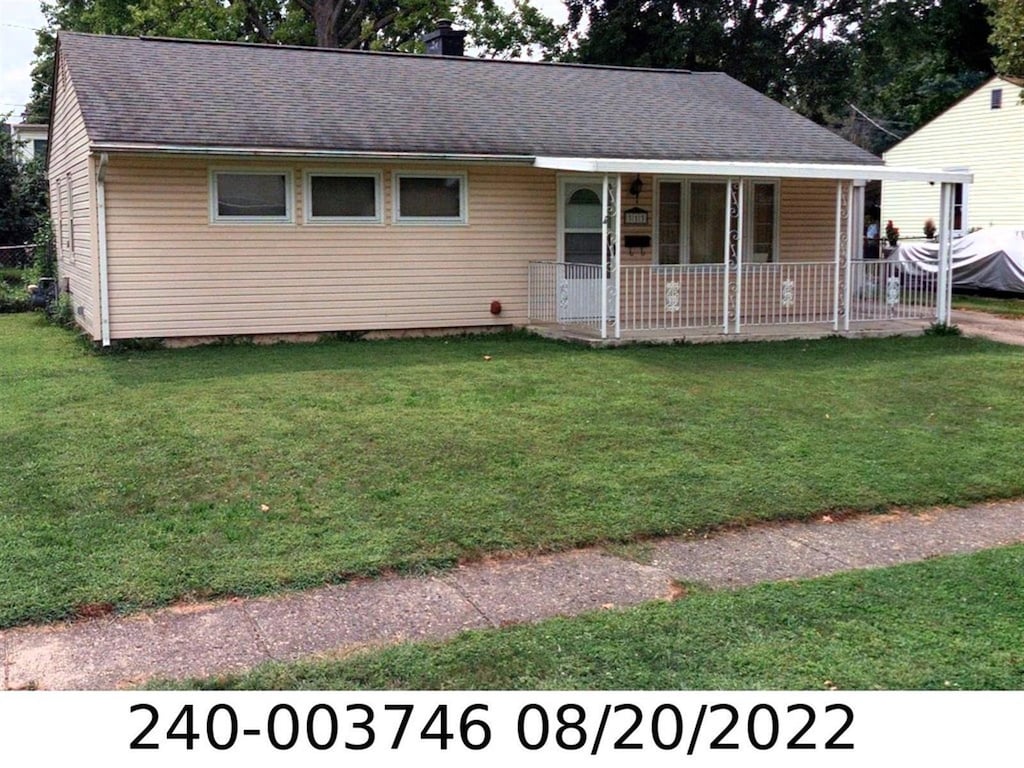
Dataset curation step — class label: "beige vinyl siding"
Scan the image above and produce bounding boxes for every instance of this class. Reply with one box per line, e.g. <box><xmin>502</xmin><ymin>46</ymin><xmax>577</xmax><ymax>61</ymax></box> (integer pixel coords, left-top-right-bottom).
<box><xmin>620</xmin><ymin>175</ymin><xmax>655</xmax><ymax>266</ymax></box>
<box><xmin>47</xmin><ymin>55</ymin><xmax>98</xmax><ymax>338</ymax></box>
<box><xmin>778</xmin><ymin>178</ymin><xmax>841</xmax><ymax>262</ymax></box>
<box><xmin>883</xmin><ymin>77</ymin><xmax>1024</xmax><ymax>234</ymax></box>
<box><xmin>102</xmin><ymin>156</ymin><xmax>556</xmax><ymax>338</ymax></box>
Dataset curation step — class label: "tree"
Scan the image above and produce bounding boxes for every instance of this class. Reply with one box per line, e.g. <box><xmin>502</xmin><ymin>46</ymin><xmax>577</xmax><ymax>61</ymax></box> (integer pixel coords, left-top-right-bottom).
<box><xmin>846</xmin><ymin>1</ymin><xmax>994</xmax><ymax>153</ymax></box>
<box><xmin>563</xmin><ymin>1</ymin><xmax>863</xmax><ymax>105</ymax></box>
<box><xmin>0</xmin><ymin>124</ymin><xmax>48</xmax><ymax>248</ymax></box>
<box><xmin>987</xmin><ymin>0</ymin><xmax>1024</xmax><ymax>76</ymax></box>
<box><xmin>562</xmin><ymin>1</ymin><xmax>995</xmax><ymax>154</ymax></box>
<box><xmin>23</xmin><ymin>0</ymin><xmax>562</xmax><ymax>122</ymax></box>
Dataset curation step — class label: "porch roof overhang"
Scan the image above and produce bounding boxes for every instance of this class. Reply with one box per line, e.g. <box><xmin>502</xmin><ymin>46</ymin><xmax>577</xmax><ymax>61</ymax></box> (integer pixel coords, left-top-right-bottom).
<box><xmin>534</xmin><ymin>157</ymin><xmax>973</xmax><ymax>185</ymax></box>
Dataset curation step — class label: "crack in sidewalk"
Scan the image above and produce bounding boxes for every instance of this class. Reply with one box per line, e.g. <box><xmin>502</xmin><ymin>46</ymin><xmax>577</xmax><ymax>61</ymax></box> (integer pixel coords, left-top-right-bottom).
<box><xmin>442</xmin><ymin>578</ymin><xmax>500</xmax><ymax>629</ymax></box>
<box><xmin>240</xmin><ymin>603</ymin><xmax>278</xmax><ymax>664</ymax></box>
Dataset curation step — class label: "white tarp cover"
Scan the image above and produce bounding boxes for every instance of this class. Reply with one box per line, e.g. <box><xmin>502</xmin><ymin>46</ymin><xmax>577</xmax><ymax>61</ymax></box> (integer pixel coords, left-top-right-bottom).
<box><xmin>894</xmin><ymin>226</ymin><xmax>1024</xmax><ymax>293</ymax></box>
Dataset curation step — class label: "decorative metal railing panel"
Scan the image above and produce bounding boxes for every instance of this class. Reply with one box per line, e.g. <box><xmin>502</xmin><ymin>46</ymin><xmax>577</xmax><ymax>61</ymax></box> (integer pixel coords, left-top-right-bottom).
<box><xmin>619</xmin><ymin>264</ymin><xmax>726</xmax><ymax>331</ymax></box>
<box><xmin>847</xmin><ymin>259</ymin><xmax>938</xmax><ymax>322</ymax></box>
<box><xmin>738</xmin><ymin>262</ymin><xmax>836</xmax><ymax>326</ymax></box>
<box><xmin>527</xmin><ymin>261</ymin><xmax>607</xmax><ymax>332</ymax></box>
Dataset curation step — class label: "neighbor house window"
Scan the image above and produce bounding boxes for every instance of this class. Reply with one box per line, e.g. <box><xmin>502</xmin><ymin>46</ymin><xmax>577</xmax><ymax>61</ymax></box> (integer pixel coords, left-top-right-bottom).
<box><xmin>991</xmin><ymin>88</ymin><xmax>1002</xmax><ymax>109</ymax></box>
<box><xmin>211</xmin><ymin>170</ymin><xmax>292</xmax><ymax>222</ymax></box>
<box><xmin>394</xmin><ymin>173</ymin><xmax>467</xmax><ymax>224</ymax></box>
<box><xmin>305</xmin><ymin>172</ymin><xmax>381</xmax><ymax>223</ymax></box>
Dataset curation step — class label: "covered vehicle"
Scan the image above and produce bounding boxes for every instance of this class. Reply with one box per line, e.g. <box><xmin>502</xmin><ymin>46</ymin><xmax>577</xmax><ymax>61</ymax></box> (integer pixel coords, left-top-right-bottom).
<box><xmin>894</xmin><ymin>226</ymin><xmax>1024</xmax><ymax>294</ymax></box>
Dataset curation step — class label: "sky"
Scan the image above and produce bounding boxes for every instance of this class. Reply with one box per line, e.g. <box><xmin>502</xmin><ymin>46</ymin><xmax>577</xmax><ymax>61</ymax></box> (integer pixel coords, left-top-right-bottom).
<box><xmin>0</xmin><ymin>0</ymin><xmax>569</xmax><ymax>123</ymax></box>
<box><xmin>0</xmin><ymin>0</ymin><xmax>45</xmax><ymax>120</ymax></box>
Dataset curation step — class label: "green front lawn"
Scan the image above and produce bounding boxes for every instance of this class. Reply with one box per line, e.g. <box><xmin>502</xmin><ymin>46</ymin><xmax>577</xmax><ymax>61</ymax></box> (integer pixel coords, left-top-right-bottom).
<box><xmin>175</xmin><ymin>545</ymin><xmax>1024</xmax><ymax>691</ymax></box>
<box><xmin>2</xmin><ymin>314</ymin><xmax>1023</xmax><ymax>628</ymax></box>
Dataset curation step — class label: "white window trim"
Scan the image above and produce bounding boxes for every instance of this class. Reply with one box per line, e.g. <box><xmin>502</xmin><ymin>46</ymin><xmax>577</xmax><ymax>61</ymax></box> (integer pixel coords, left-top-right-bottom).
<box><xmin>209</xmin><ymin>169</ymin><xmax>294</xmax><ymax>224</ymax></box>
<box><xmin>303</xmin><ymin>170</ymin><xmax>383</xmax><ymax>225</ymax></box>
<box><xmin>393</xmin><ymin>171</ymin><xmax>468</xmax><ymax>225</ymax></box>
<box><xmin>653</xmin><ymin>177</ymin><xmax>780</xmax><ymax>265</ymax></box>
<box><xmin>54</xmin><ymin>175</ymin><xmax>64</xmax><ymax>253</ymax></box>
<box><xmin>945</xmin><ymin>168</ymin><xmax>969</xmax><ymax>236</ymax></box>
<box><xmin>744</xmin><ymin>179</ymin><xmax>780</xmax><ymax>264</ymax></box>
<box><xmin>65</xmin><ymin>172</ymin><xmax>75</xmax><ymax>252</ymax></box>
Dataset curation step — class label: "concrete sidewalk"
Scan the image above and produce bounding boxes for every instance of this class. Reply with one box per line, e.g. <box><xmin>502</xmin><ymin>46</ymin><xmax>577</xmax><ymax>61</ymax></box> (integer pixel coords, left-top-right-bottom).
<box><xmin>951</xmin><ymin>309</ymin><xmax>1024</xmax><ymax>346</ymax></box>
<box><xmin>3</xmin><ymin>499</ymin><xmax>1022</xmax><ymax>690</ymax></box>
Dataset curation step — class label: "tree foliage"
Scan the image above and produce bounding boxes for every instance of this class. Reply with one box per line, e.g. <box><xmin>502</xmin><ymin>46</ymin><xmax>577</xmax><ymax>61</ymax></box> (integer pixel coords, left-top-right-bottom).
<box><xmin>0</xmin><ymin>126</ymin><xmax>48</xmax><ymax>248</ymax></box>
<box><xmin>987</xmin><ymin>0</ymin><xmax>1024</xmax><ymax>76</ymax></box>
<box><xmin>562</xmin><ymin>1</ymin><xmax>995</xmax><ymax>154</ymax></box>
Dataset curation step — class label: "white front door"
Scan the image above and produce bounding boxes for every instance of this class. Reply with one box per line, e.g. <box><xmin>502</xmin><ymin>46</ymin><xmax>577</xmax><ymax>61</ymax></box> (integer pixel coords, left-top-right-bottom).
<box><xmin>559</xmin><ymin>180</ymin><xmax>611</xmax><ymax>322</ymax></box>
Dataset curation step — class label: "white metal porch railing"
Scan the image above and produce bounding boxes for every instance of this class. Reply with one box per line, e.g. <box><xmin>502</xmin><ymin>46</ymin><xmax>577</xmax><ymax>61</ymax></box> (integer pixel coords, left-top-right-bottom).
<box><xmin>847</xmin><ymin>259</ymin><xmax>938</xmax><ymax>322</ymax></box>
<box><xmin>527</xmin><ymin>261</ymin><xmax>609</xmax><ymax>333</ymax></box>
<box><xmin>528</xmin><ymin>259</ymin><xmax>940</xmax><ymax>337</ymax></box>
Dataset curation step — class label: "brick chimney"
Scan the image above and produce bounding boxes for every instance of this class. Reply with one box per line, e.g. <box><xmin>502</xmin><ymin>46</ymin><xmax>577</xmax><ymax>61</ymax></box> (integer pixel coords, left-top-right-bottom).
<box><xmin>423</xmin><ymin>19</ymin><xmax>467</xmax><ymax>57</ymax></box>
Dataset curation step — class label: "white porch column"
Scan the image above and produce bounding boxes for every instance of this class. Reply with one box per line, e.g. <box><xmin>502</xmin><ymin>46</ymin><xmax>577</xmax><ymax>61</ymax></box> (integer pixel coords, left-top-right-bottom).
<box><xmin>612</xmin><ymin>174</ymin><xmax>621</xmax><ymax>339</ymax></box>
<box><xmin>599</xmin><ymin>174</ymin><xmax>621</xmax><ymax>340</ymax></box>
<box><xmin>833</xmin><ymin>181</ymin><xmax>852</xmax><ymax>331</ymax></box>
<box><xmin>937</xmin><ymin>182</ymin><xmax>955</xmax><ymax>324</ymax></box>
<box><xmin>732</xmin><ymin>180</ymin><xmax>744</xmax><ymax>334</ymax></box>
<box><xmin>843</xmin><ymin>181</ymin><xmax>856</xmax><ymax>332</ymax></box>
<box><xmin>722</xmin><ymin>180</ymin><xmax>733</xmax><ymax>334</ymax></box>
<box><xmin>601</xmin><ymin>173</ymin><xmax>609</xmax><ymax>340</ymax></box>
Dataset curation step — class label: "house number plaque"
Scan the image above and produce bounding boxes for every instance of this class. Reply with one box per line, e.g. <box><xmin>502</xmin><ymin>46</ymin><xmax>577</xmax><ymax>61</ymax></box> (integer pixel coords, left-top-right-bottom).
<box><xmin>624</xmin><ymin>207</ymin><xmax>648</xmax><ymax>225</ymax></box>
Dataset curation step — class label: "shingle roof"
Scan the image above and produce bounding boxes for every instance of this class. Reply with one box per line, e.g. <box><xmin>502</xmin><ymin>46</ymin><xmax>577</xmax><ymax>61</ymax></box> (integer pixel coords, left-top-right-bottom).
<box><xmin>57</xmin><ymin>32</ymin><xmax>881</xmax><ymax>166</ymax></box>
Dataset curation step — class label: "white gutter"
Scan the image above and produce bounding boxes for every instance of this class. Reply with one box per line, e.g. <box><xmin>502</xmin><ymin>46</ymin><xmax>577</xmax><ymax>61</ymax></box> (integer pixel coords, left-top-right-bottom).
<box><xmin>96</xmin><ymin>152</ymin><xmax>111</xmax><ymax>347</ymax></box>
<box><xmin>89</xmin><ymin>143</ymin><xmax>537</xmax><ymax>165</ymax></box>
<box><xmin>534</xmin><ymin>157</ymin><xmax>973</xmax><ymax>185</ymax></box>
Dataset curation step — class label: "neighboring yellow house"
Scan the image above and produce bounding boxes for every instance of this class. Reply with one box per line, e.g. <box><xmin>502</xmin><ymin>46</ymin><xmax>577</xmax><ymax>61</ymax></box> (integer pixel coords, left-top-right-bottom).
<box><xmin>883</xmin><ymin>76</ymin><xmax>1024</xmax><ymax>239</ymax></box>
<box><xmin>48</xmin><ymin>30</ymin><xmax>967</xmax><ymax>346</ymax></box>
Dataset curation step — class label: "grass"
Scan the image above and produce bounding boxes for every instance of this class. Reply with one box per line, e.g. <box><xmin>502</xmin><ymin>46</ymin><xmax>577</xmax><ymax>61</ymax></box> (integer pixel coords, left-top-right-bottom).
<box><xmin>166</xmin><ymin>545</ymin><xmax>1024</xmax><ymax>690</ymax></box>
<box><xmin>952</xmin><ymin>294</ymin><xmax>1024</xmax><ymax>318</ymax></box>
<box><xmin>2</xmin><ymin>314</ymin><xmax>1024</xmax><ymax>628</ymax></box>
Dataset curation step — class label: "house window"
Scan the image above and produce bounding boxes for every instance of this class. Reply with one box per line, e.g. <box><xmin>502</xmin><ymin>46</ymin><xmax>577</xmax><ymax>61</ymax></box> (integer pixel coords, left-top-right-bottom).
<box><xmin>688</xmin><ymin>182</ymin><xmax>727</xmax><ymax>264</ymax></box>
<box><xmin>211</xmin><ymin>171</ymin><xmax>292</xmax><ymax>222</ymax></box>
<box><xmin>953</xmin><ymin>183</ymin><xmax>965</xmax><ymax>232</ymax></box>
<box><xmin>991</xmin><ymin>88</ymin><xmax>1002</xmax><ymax>109</ymax></box>
<box><xmin>33</xmin><ymin>139</ymin><xmax>48</xmax><ymax>160</ymax></box>
<box><xmin>657</xmin><ymin>182</ymin><xmax>681</xmax><ymax>264</ymax></box>
<box><xmin>395</xmin><ymin>173</ymin><xmax>467</xmax><ymax>224</ymax></box>
<box><xmin>563</xmin><ymin>184</ymin><xmax>603</xmax><ymax>265</ymax></box>
<box><xmin>657</xmin><ymin>179</ymin><xmax>777</xmax><ymax>265</ymax></box>
<box><xmin>305</xmin><ymin>172</ymin><xmax>381</xmax><ymax>222</ymax></box>
<box><xmin>749</xmin><ymin>182</ymin><xmax>777</xmax><ymax>263</ymax></box>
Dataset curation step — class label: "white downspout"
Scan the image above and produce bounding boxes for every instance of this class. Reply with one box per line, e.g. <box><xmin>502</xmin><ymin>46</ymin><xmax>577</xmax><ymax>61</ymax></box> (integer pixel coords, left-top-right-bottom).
<box><xmin>97</xmin><ymin>152</ymin><xmax>111</xmax><ymax>346</ymax></box>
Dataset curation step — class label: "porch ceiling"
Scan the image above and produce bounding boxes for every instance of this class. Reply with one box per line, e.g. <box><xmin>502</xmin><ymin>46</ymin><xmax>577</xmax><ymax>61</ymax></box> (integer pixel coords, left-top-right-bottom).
<box><xmin>534</xmin><ymin>157</ymin><xmax>973</xmax><ymax>185</ymax></box>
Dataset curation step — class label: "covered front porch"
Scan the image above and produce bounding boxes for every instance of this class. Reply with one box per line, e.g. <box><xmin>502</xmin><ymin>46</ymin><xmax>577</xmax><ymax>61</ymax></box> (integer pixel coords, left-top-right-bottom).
<box><xmin>526</xmin><ymin>158</ymin><xmax>970</xmax><ymax>342</ymax></box>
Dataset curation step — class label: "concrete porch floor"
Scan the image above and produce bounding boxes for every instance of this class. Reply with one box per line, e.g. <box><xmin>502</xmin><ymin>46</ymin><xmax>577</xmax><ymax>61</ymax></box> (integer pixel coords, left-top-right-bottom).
<box><xmin>526</xmin><ymin>318</ymin><xmax>935</xmax><ymax>346</ymax></box>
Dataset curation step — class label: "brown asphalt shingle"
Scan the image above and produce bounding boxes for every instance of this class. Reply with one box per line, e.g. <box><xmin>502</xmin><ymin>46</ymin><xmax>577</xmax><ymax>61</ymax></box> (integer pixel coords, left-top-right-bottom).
<box><xmin>57</xmin><ymin>31</ymin><xmax>882</xmax><ymax>165</ymax></box>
